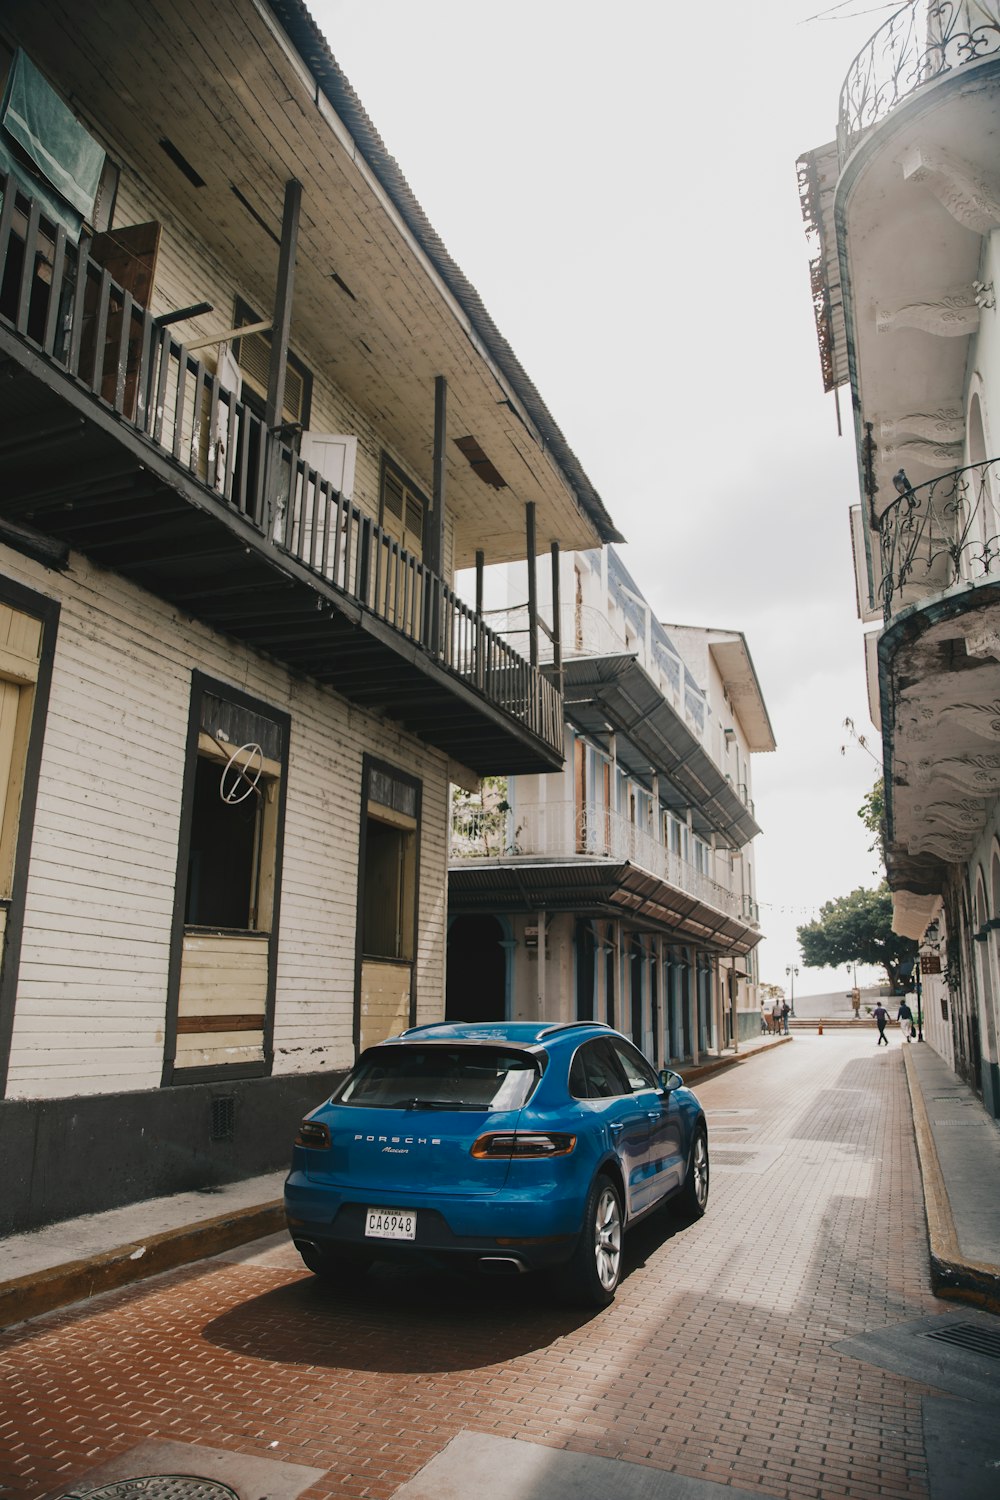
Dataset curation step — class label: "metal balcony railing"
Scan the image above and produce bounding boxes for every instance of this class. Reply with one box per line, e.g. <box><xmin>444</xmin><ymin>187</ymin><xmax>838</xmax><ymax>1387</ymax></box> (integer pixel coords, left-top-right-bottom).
<box><xmin>838</xmin><ymin>1</ymin><xmax>1000</xmax><ymax>163</ymax></box>
<box><xmin>877</xmin><ymin>458</ymin><xmax>1000</xmax><ymax>621</ymax></box>
<box><xmin>0</xmin><ymin>173</ymin><xmax>562</xmax><ymax>756</ymax></box>
<box><xmin>450</xmin><ymin>799</ymin><xmax>747</xmax><ymax>922</ymax></box>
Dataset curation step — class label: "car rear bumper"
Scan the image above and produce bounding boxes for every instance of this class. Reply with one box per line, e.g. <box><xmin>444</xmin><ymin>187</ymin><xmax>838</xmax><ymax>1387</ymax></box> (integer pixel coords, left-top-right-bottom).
<box><xmin>284</xmin><ymin>1173</ymin><xmax>581</xmax><ymax>1272</ymax></box>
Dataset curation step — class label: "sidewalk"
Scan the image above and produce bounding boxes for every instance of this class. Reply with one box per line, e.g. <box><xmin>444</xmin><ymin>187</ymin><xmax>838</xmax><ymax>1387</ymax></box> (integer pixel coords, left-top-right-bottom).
<box><xmin>2</xmin><ymin>1030</ymin><xmax>996</xmax><ymax>1329</ymax></box>
<box><xmin>903</xmin><ymin>1041</ymin><xmax>1000</xmax><ymax>1312</ymax></box>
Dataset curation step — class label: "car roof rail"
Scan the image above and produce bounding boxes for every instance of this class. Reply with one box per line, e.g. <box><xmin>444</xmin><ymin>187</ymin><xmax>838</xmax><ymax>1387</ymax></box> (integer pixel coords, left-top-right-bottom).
<box><xmin>536</xmin><ymin>1021</ymin><xmax>613</xmax><ymax>1040</ymax></box>
<box><xmin>396</xmin><ymin>1020</ymin><xmax>457</xmax><ymax>1038</ymax></box>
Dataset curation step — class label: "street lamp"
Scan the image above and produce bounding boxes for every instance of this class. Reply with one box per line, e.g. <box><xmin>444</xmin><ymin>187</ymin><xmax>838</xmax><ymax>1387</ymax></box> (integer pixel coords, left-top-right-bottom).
<box><xmin>785</xmin><ymin>964</ymin><xmax>798</xmax><ymax>1018</ymax></box>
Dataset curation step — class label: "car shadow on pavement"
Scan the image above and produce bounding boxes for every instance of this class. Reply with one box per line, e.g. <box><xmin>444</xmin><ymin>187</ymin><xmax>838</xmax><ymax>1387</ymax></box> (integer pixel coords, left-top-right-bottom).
<box><xmin>201</xmin><ymin>1203</ymin><xmax>692</xmax><ymax>1375</ymax></box>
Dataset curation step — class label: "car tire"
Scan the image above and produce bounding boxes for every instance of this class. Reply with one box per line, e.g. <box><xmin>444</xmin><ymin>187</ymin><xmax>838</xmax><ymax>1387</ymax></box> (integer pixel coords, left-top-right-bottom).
<box><xmin>562</xmin><ymin>1172</ymin><xmax>623</xmax><ymax>1308</ymax></box>
<box><xmin>678</xmin><ymin>1125</ymin><xmax>709</xmax><ymax>1219</ymax></box>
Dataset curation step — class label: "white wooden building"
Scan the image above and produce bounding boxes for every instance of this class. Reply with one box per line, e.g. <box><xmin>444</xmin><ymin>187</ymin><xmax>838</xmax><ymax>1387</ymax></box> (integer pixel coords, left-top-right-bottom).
<box><xmin>799</xmin><ymin>0</ymin><xmax>1000</xmax><ymax>1117</ymax></box>
<box><xmin>448</xmin><ymin>548</ymin><xmax>774</xmax><ymax>1062</ymax></box>
<box><xmin>0</xmin><ymin>0</ymin><xmax>622</xmax><ymax>1230</ymax></box>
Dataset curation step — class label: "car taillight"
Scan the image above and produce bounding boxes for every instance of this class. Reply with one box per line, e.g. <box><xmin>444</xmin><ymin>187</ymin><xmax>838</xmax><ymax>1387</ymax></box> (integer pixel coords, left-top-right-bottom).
<box><xmin>295</xmin><ymin>1120</ymin><xmax>331</xmax><ymax>1149</ymax></box>
<box><xmin>470</xmin><ymin>1131</ymin><xmax>576</xmax><ymax>1159</ymax></box>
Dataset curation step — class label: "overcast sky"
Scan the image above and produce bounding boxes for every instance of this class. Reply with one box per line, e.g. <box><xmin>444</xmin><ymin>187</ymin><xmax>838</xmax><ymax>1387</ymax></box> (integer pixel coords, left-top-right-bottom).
<box><xmin>312</xmin><ymin>0</ymin><xmax>901</xmax><ymax>997</ymax></box>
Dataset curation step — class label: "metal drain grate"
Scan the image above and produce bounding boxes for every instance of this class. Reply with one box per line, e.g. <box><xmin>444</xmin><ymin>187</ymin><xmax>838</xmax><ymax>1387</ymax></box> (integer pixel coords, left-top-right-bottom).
<box><xmin>924</xmin><ymin>1323</ymin><xmax>1000</xmax><ymax>1360</ymax></box>
<box><xmin>61</xmin><ymin>1479</ymin><xmax>240</xmax><ymax>1500</ymax></box>
<box><xmin>712</xmin><ymin>1149</ymin><xmax>759</xmax><ymax>1166</ymax></box>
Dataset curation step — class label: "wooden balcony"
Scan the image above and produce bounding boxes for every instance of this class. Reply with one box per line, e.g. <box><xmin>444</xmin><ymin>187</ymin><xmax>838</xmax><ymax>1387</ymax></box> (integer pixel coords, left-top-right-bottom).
<box><xmin>0</xmin><ymin>175</ymin><xmax>563</xmax><ymax>773</ymax></box>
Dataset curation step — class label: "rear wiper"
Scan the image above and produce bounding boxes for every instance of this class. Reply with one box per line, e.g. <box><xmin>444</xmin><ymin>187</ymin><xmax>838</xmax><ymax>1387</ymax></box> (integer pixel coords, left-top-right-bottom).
<box><xmin>401</xmin><ymin>1096</ymin><xmax>471</xmax><ymax>1110</ymax></box>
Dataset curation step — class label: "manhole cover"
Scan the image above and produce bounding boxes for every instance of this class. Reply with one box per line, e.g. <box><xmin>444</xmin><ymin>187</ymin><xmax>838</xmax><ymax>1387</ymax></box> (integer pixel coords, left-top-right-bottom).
<box><xmin>62</xmin><ymin>1479</ymin><xmax>241</xmax><ymax>1500</ymax></box>
<box><xmin>924</xmin><ymin>1323</ymin><xmax>1000</xmax><ymax>1360</ymax></box>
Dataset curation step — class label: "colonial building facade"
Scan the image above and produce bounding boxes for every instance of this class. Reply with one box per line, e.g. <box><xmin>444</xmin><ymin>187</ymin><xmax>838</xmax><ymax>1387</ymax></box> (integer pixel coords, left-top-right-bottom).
<box><xmin>799</xmin><ymin>0</ymin><xmax>1000</xmax><ymax>1116</ymax></box>
<box><xmin>448</xmin><ymin>547</ymin><xmax>773</xmax><ymax>1065</ymax></box>
<box><xmin>0</xmin><ymin>0</ymin><xmax>622</xmax><ymax>1230</ymax></box>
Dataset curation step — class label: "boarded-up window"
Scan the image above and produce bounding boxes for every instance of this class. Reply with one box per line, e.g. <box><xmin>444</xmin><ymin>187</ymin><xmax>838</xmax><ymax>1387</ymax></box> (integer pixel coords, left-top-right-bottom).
<box><xmin>168</xmin><ymin>678</ymin><xmax>289</xmax><ymax>1080</ymax></box>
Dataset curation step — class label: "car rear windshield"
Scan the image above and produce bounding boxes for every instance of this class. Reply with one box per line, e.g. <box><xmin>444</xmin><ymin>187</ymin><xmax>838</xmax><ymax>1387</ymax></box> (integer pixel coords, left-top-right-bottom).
<box><xmin>333</xmin><ymin>1045</ymin><xmax>543</xmax><ymax>1111</ymax></box>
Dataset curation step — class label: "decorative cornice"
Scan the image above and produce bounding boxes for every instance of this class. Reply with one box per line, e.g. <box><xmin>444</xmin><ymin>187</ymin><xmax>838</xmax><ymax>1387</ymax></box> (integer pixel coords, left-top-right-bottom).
<box><xmin>876</xmin><ymin>296</ymin><xmax>980</xmax><ymax>337</ymax></box>
<box><xmin>940</xmin><ymin>700</ymin><xmax>1000</xmax><ymax>738</ymax></box>
<box><xmin>914</xmin><ymin>753</ymin><xmax>1000</xmax><ymax>792</ymax></box>
<box><xmin>902</xmin><ymin>144</ymin><xmax>1000</xmax><ymax>234</ymax></box>
<box><xmin>880</xmin><ymin>410</ymin><xmax>965</xmax><ymax>445</ymax></box>
<box><xmin>882</xmin><ymin>438</ymin><xmax>966</xmax><ymax>469</ymax></box>
<box><xmin>907</xmin><ymin>830</ymin><xmax>974</xmax><ymax>860</ymax></box>
<box><xmin>913</xmin><ymin>798</ymin><xmax>986</xmax><ymax>832</ymax></box>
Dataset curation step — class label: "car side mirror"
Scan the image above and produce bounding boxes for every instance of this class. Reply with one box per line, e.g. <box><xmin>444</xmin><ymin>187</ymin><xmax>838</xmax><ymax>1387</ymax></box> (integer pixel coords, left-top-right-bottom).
<box><xmin>658</xmin><ymin>1068</ymin><xmax>683</xmax><ymax>1093</ymax></box>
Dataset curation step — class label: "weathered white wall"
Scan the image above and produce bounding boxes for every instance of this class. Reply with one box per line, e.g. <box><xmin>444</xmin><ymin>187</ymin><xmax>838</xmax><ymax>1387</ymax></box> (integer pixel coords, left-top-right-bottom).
<box><xmin>1</xmin><ymin>543</ymin><xmax>449</xmax><ymax>1100</ymax></box>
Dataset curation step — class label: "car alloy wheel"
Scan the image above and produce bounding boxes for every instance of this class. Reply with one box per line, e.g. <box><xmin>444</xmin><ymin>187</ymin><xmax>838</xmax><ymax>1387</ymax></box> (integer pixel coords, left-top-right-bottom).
<box><xmin>562</xmin><ymin>1172</ymin><xmax>624</xmax><ymax>1306</ymax></box>
<box><xmin>679</xmin><ymin>1125</ymin><xmax>709</xmax><ymax>1218</ymax></box>
<box><xmin>593</xmin><ymin>1180</ymin><xmax>623</xmax><ymax>1291</ymax></box>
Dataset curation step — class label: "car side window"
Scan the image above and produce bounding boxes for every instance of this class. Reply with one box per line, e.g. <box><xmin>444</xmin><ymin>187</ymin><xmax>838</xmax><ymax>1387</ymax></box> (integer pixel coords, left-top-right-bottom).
<box><xmin>570</xmin><ymin>1039</ymin><xmax>630</xmax><ymax>1099</ymax></box>
<box><xmin>608</xmin><ymin>1038</ymin><xmax>658</xmax><ymax>1093</ymax></box>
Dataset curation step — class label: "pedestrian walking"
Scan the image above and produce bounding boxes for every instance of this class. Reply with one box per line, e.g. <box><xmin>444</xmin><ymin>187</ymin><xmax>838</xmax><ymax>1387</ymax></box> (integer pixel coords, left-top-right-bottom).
<box><xmin>781</xmin><ymin>1000</ymin><xmax>791</xmax><ymax>1035</ymax></box>
<box><xmin>771</xmin><ymin>996</ymin><xmax>783</xmax><ymax>1035</ymax></box>
<box><xmin>760</xmin><ymin>1000</ymin><xmax>769</xmax><ymax>1035</ymax></box>
<box><xmin>896</xmin><ymin>997</ymin><xmax>915</xmax><ymax>1042</ymax></box>
<box><xmin>873</xmin><ymin>1000</ymin><xmax>890</xmax><ymax>1045</ymax></box>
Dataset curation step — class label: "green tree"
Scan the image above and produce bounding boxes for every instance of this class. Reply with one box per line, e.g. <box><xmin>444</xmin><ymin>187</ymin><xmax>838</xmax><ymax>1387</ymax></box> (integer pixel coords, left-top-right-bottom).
<box><xmin>797</xmin><ymin>883</ymin><xmax>915</xmax><ymax>993</ymax></box>
<box><xmin>858</xmin><ymin>776</ymin><xmax>886</xmax><ymax>869</ymax></box>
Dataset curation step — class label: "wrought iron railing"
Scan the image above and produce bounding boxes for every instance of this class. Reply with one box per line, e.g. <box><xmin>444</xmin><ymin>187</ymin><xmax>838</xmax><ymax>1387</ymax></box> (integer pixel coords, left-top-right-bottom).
<box><xmin>877</xmin><ymin>458</ymin><xmax>1000</xmax><ymax>621</ymax></box>
<box><xmin>838</xmin><ymin>1</ymin><xmax>1000</xmax><ymax>163</ymax></box>
<box><xmin>0</xmin><ymin>173</ymin><xmax>562</xmax><ymax>754</ymax></box>
<box><xmin>450</xmin><ymin>799</ymin><xmax>746</xmax><ymax>921</ymax></box>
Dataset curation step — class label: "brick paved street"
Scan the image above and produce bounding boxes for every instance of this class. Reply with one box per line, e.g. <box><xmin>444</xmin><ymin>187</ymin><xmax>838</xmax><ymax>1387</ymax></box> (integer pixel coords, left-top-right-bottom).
<box><xmin>0</xmin><ymin>1036</ymin><xmax>949</xmax><ymax>1499</ymax></box>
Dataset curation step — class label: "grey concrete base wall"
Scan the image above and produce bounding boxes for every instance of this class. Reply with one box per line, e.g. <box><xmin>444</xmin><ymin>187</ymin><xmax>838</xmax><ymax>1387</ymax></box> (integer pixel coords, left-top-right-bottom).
<box><xmin>738</xmin><ymin>1012</ymin><xmax>762</xmax><ymax>1043</ymax></box>
<box><xmin>980</xmin><ymin>1058</ymin><xmax>1000</xmax><ymax>1120</ymax></box>
<box><xmin>0</xmin><ymin>1070</ymin><xmax>344</xmax><ymax>1235</ymax></box>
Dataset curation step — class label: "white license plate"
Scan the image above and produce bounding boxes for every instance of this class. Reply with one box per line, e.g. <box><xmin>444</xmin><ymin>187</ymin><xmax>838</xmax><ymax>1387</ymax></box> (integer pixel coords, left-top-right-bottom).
<box><xmin>364</xmin><ymin>1207</ymin><xmax>417</xmax><ymax>1241</ymax></box>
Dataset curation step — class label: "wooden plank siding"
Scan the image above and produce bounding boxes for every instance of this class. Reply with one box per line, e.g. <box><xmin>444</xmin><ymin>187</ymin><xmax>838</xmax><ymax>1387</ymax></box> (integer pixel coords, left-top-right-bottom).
<box><xmin>175</xmin><ymin>931</ymin><xmax>269</xmax><ymax>1070</ymax></box>
<box><xmin>0</xmin><ymin>542</ymin><xmax>450</xmax><ymax>1098</ymax></box>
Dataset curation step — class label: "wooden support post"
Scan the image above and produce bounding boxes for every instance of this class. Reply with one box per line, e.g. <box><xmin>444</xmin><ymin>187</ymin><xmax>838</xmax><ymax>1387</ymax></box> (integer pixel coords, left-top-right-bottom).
<box><xmin>475</xmin><ymin>548</ymin><xmax>485</xmax><ymax>689</ymax></box>
<box><xmin>427</xmin><ymin>376</ymin><xmax>447</xmax><ymax>577</ymax></box>
<box><xmin>264</xmin><ymin>179</ymin><xmax>301</xmax><ymax>534</ymax></box>
<box><xmin>525</xmin><ymin>501</ymin><xmax>538</xmax><ymax>668</ymax></box>
<box><xmin>550</xmin><ymin>540</ymin><xmax>562</xmax><ymax>692</ymax></box>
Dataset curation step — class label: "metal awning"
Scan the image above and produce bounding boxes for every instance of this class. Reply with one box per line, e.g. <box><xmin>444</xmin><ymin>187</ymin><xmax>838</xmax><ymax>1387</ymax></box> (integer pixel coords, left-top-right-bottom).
<box><xmin>448</xmin><ymin>860</ymin><xmax>761</xmax><ymax>956</ymax></box>
<box><xmin>553</xmin><ymin>656</ymin><xmax>761</xmax><ymax>847</ymax></box>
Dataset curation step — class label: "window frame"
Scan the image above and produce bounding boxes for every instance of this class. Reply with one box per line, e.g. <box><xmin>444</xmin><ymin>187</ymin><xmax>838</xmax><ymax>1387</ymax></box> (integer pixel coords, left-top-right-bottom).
<box><xmin>162</xmin><ymin>671</ymin><xmax>290</xmax><ymax>1086</ymax></box>
<box><xmin>354</xmin><ymin>755</ymin><xmax>422</xmax><ymax>1055</ymax></box>
<box><xmin>378</xmin><ymin>453</ymin><xmax>428</xmax><ymax>559</ymax></box>
<box><xmin>0</xmin><ymin>578</ymin><xmax>60</xmax><ymax>1099</ymax></box>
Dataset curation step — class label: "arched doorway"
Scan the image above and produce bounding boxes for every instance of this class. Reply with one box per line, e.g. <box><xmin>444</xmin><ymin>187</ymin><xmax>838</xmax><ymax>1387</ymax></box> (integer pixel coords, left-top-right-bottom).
<box><xmin>446</xmin><ymin>915</ymin><xmax>507</xmax><ymax>1021</ymax></box>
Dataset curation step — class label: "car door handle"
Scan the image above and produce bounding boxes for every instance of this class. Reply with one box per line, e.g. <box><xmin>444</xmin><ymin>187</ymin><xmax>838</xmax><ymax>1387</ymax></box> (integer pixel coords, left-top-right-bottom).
<box><xmin>647</xmin><ymin>1110</ymin><xmax>661</xmax><ymax>1120</ymax></box>
<box><xmin>609</xmin><ymin>1122</ymin><xmax>623</xmax><ymax>1134</ymax></box>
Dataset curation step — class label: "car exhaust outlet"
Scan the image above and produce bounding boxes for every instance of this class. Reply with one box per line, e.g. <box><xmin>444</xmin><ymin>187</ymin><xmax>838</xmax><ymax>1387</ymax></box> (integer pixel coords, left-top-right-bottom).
<box><xmin>477</xmin><ymin>1255</ymin><xmax>527</xmax><ymax>1274</ymax></box>
<box><xmin>293</xmin><ymin>1237</ymin><xmax>322</xmax><ymax>1256</ymax></box>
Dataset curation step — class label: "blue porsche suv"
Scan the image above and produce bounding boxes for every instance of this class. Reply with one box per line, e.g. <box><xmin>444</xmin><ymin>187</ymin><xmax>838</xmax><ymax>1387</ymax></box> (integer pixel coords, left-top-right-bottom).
<box><xmin>284</xmin><ymin>1020</ymin><xmax>709</xmax><ymax>1306</ymax></box>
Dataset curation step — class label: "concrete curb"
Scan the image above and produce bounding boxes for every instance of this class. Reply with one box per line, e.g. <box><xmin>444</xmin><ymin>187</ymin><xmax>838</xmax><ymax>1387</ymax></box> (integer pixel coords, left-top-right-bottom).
<box><xmin>903</xmin><ymin>1045</ymin><xmax>1000</xmax><ymax>1314</ymax></box>
<box><xmin>0</xmin><ymin>1199</ymin><xmax>285</xmax><ymax>1332</ymax></box>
